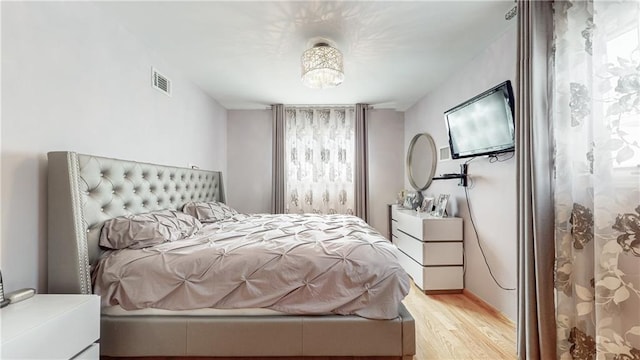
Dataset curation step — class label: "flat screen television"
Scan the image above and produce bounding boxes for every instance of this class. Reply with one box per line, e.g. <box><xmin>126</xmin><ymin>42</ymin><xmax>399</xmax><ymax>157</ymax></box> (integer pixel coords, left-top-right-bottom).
<box><xmin>444</xmin><ymin>80</ymin><xmax>515</xmax><ymax>159</ymax></box>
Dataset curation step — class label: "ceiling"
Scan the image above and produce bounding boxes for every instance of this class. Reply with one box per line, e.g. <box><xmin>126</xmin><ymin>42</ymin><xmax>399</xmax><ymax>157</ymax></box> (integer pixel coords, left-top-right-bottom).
<box><xmin>96</xmin><ymin>1</ymin><xmax>516</xmax><ymax>111</ymax></box>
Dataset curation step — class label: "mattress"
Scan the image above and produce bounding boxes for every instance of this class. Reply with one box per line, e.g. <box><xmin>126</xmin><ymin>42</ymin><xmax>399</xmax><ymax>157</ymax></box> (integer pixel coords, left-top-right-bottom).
<box><xmin>93</xmin><ymin>213</ymin><xmax>410</xmax><ymax>320</ymax></box>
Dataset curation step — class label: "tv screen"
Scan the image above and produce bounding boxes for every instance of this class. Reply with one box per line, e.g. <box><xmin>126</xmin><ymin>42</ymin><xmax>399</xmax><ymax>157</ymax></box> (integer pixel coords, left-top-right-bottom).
<box><xmin>444</xmin><ymin>80</ymin><xmax>515</xmax><ymax>159</ymax></box>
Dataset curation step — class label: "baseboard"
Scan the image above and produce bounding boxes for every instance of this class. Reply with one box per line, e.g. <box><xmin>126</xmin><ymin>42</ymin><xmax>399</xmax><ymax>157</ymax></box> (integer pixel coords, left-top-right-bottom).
<box><xmin>424</xmin><ymin>289</ymin><xmax>463</xmax><ymax>295</ymax></box>
<box><xmin>462</xmin><ymin>289</ymin><xmax>515</xmax><ymax>326</ymax></box>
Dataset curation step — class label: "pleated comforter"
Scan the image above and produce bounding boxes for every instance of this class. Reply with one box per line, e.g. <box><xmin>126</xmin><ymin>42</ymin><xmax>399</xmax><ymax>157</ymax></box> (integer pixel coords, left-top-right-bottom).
<box><xmin>92</xmin><ymin>213</ymin><xmax>410</xmax><ymax>319</ymax></box>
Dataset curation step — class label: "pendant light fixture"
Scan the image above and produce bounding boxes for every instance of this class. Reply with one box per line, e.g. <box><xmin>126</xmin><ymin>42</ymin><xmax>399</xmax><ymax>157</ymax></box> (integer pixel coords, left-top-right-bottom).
<box><xmin>301</xmin><ymin>42</ymin><xmax>344</xmax><ymax>89</ymax></box>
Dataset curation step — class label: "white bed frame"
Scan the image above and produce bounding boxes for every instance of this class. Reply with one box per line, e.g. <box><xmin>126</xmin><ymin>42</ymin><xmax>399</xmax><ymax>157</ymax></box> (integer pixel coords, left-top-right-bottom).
<box><xmin>47</xmin><ymin>151</ymin><xmax>415</xmax><ymax>359</ymax></box>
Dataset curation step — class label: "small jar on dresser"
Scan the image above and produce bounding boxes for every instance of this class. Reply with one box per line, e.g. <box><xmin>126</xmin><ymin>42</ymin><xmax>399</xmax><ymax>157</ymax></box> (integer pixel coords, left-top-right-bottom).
<box><xmin>390</xmin><ymin>204</ymin><xmax>464</xmax><ymax>294</ymax></box>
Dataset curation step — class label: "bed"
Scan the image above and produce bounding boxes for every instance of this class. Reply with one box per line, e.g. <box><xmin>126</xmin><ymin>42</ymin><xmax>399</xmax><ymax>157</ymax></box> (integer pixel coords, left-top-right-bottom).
<box><xmin>47</xmin><ymin>151</ymin><xmax>415</xmax><ymax>359</ymax></box>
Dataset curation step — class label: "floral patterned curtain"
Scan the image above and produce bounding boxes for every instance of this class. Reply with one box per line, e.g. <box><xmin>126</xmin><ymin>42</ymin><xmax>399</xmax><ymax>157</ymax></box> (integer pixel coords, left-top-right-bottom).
<box><xmin>284</xmin><ymin>107</ymin><xmax>355</xmax><ymax>215</ymax></box>
<box><xmin>553</xmin><ymin>1</ymin><xmax>640</xmax><ymax>359</ymax></box>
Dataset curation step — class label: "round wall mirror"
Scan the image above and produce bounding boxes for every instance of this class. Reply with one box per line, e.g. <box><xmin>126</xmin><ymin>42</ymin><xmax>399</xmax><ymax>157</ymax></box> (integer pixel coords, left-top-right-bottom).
<box><xmin>406</xmin><ymin>133</ymin><xmax>437</xmax><ymax>191</ymax></box>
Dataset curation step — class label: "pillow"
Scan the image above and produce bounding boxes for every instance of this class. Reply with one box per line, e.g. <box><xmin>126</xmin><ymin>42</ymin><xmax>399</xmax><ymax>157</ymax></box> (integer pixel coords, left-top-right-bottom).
<box><xmin>100</xmin><ymin>210</ymin><xmax>203</xmax><ymax>250</ymax></box>
<box><xmin>182</xmin><ymin>201</ymin><xmax>238</xmax><ymax>223</ymax></box>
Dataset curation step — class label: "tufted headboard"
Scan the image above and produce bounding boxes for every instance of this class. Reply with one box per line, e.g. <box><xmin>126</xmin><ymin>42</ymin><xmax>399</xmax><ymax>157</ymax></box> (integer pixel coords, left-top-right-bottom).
<box><xmin>47</xmin><ymin>151</ymin><xmax>225</xmax><ymax>294</ymax></box>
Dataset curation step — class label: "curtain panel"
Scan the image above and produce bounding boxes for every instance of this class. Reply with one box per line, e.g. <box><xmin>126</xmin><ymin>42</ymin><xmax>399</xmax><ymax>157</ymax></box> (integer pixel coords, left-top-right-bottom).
<box><xmin>284</xmin><ymin>107</ymin><xmax>356</xmax><ymax>215</ymax></box>
<box><xmin>553</xmin><ymin>1</ymin><xmax>640</xmax><ymax>359</ymax></box>
<box><xmin>515</xmin><ymin>2</ymin><xmax>556</xmax><ymax>359</ymax></box>
<box><xmin>272</xmin><ymin>104</ymin><xmax>286</xmax><ymax>214</ymax></box>
<box><xmin>354</xmin><ymin>104</ymin><xmax>370</xmax><ymax>222</ymax></box>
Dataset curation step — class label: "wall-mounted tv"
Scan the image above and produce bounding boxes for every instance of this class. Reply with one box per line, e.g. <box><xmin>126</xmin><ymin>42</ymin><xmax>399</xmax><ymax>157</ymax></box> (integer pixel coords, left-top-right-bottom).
<box><xmin>444</xmin><ymin>80</ymin><xmax>515</xmax><ymax>159</ymax></box>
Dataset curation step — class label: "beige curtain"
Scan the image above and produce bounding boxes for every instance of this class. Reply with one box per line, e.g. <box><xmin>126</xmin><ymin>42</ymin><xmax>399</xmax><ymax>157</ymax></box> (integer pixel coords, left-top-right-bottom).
<box><xmin>516</xmin><ymin>2</ymin><xmax>556</xmax><ymax>359</ymax></box>
<box><xmin>271</xmin><ymin>104</ymin><xmax>285</xmax><ymax>214</ymax></box>
<box><xmin>553</xmin><ymin>1</ymin><xmax>640</xmax><ymax>358</ymax></box>
<box><xmin>354</xmin><ymin>104</ymin><xmax>369</xmax><ymax>222</ymax></box>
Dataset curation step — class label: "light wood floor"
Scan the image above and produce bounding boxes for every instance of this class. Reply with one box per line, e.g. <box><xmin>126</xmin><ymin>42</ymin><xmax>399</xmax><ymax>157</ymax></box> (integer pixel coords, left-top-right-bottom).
<box><xmin>402</xmin><ymin>282</ymin><xmax>516</xmax><ymax>360</ymax></box>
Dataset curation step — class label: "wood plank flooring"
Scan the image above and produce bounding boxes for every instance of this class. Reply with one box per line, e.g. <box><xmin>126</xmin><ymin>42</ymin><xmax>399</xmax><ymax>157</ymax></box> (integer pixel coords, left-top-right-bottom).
<box><xmin>402</xmin><ymin>282</ymin><xmax>516</xmax><ymax>360</ymax></box>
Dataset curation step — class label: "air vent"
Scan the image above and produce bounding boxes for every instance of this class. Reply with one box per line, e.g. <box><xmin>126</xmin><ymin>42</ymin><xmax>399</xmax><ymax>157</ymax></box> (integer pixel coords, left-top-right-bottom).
<box><xmin>439</xmin><ymin>146</ymin><xmax>451</xmax><ymax>161</ymax></box>
<box><xmin>151</xmin><ymin>68</ymin><xmax>171</xmax><ymax>96</ymax></box>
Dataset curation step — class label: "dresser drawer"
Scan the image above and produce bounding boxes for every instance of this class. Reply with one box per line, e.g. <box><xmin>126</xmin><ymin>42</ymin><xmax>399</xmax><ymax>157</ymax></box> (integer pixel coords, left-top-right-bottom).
<box><xmin>1</xmin><ymin>295</ymin><xmax>100</xmax><ymax>360</ymax></box>
<box><xmin>395</xmin><ymin>230</ymin><xmax>463</xmax><ymax>265</ymax></box>
<box><xmin>393</xmin><ymin>209</ymin><xmax>462</xmax><ymax>241</ymax></box>
<box><xmin>423</xmin><ymin>266</ymin><xmax>464</xmax><ymax>291</ymax></box>
<box><xmin>396</xmin><ymin>249</ymin><xmax>464</xmax><ymax>292</ymax></box>
<box><xmin>395</xmin><ymin>230</ymin><xmax>461</xmax><ymax>264</ymax></box>
<box><xmin>73</xmin><ymin>343</ymin><xmax>100</xmax><ymax>359</ymax></box>
<box><xmin>397</xmin><ymin>248</ymin><xmax>424</xmax><ymax>288</ymax></box>
<box><xmin>424</xmin><ymin>242</ymin><xmax>463</xmax><ymax>266</ymax></box>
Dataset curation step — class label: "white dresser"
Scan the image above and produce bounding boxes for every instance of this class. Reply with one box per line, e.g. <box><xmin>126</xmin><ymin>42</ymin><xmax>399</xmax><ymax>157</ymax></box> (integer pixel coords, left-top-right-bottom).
<box><xmin>391</xmin><ymin>205</ymin><xmax>464</xmax><ymax>293</ymax></box>
<box><xmin>1</xmin><ymin>294</ymin><xmax>100</xmax><ymax>359</ymax></box>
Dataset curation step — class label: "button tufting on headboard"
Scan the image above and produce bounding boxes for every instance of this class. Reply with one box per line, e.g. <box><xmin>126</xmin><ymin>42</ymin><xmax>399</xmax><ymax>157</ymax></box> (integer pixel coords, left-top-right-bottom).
<box><xmin>47</xmin><ymin>151</ymin><xmax>225</xmax><ymax>295</ymax></box>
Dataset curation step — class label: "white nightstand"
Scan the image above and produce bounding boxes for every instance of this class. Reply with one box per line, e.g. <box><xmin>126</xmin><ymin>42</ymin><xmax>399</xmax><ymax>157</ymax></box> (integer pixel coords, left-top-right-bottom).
<box><xmin>391</xmin><ymin>205</ymin><xmax>464</xmax><ymax>293</ymax></box>
<box><xmin>1</xmin><ymin>294</ymin><xmax>100</xmax><ymax>359</ymax></box>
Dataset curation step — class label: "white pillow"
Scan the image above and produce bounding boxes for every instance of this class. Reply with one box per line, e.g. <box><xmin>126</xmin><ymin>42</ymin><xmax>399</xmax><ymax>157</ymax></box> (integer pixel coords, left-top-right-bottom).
<box><xmin>100</xmin><ymin>210</ymin><xmax>202</xmax><ymax>249</ymax></box>
<box><xmin>182</xmin><ymin>201</ymin><xmax>238</xmax><ymax>223</ymax></box>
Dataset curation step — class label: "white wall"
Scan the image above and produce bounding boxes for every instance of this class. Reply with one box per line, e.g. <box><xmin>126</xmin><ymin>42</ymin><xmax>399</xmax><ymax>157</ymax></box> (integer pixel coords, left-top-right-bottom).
<box><xmin>368</xmin><ymin>110</ymin><xmax>404</xmax><ymax>238</ymax></box>
<box><xmin>404</xmin><ymin>24</ymin><xmax>517</xmax><ymax>320</ymax></box>
<box><xmin>226</xmin><ymin>109</ymin><xmax>404</xmax><ymax>236</ymax></box>
<box><xmin>1</xmin><ymin>2</ymin><xmax>228</xmax><ymax>293</ymax></box>
<box><xmin>226</xmin><ymin>110</ymin><xmax>272</xmax><ymax>213</ymax></box>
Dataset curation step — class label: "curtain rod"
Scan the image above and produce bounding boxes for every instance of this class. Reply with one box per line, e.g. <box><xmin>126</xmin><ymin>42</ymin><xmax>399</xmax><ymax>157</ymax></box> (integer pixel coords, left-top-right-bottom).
<box><xmin>269</xmin><ymin>104</ymin><xmax>373</xmax><ymax>109</ymax></box>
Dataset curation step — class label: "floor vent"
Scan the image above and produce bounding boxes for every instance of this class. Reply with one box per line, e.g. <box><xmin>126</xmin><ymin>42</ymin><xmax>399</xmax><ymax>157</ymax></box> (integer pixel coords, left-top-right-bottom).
<box><xmin>152</xmin><ymin>68</ymin><xmax>171</xmax><ymax>96</ymax></box>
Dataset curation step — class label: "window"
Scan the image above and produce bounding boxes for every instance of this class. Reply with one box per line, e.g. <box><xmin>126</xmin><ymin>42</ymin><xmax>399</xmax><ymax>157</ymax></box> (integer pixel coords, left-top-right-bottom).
<box><xmin>284</xmin><ymin>107</ymin><xmax>355</xmax><ymax>215</ymax></box>
<box><xmin>602</xmin><ymin>14</ymin><xmax>640</xmax><ymax>174</ymax></box>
